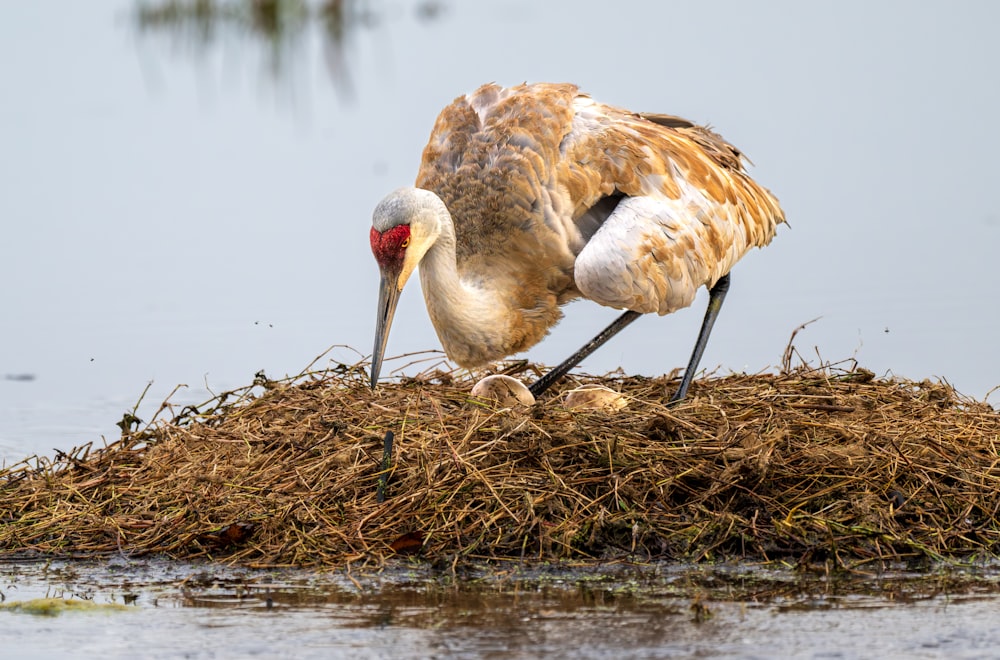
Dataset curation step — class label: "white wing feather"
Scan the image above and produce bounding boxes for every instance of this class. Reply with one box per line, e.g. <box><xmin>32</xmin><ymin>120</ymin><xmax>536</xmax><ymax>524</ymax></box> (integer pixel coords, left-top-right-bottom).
<box><xmin>574</xmin><ymin>191</ymin><xmax>749</xmax><ymax>315</ymax></box>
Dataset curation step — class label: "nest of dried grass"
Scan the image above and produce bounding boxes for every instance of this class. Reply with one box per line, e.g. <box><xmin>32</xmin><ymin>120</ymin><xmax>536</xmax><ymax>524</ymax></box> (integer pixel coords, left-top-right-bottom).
<box><xmin>1</xmin><ymin>353</ymin><xmax>998</xmax><ymax>570</ymax></box>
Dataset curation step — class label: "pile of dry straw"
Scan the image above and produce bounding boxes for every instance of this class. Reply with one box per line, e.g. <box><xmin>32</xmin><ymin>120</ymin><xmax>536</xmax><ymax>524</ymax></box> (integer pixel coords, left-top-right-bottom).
<box><xmin>1</xmin><ymin>351</ymin><xmax>998</xmax><ymax>569</ymax></box>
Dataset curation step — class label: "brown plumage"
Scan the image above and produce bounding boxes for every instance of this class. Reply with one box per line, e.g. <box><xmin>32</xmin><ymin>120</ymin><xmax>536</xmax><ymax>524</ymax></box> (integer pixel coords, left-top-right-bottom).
<box><xmin>370</xmin><ymin>82</ymin><xmax>784</xmax><ymax>402</ymax></box>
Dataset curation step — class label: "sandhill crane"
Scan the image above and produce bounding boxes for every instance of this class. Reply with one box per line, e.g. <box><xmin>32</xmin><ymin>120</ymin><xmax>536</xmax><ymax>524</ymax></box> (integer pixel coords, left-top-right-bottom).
<box><xmin>369</xmin><ymin>82</ymin><xmax>784</xmax><ymax>403</ymax></box>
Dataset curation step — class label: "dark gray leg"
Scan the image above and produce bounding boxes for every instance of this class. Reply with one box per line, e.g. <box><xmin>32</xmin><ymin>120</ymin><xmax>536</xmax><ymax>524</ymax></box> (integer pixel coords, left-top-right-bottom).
<box><xmin>669</xmin><ymin>272</ymin><xmax>731</xmax><ymax>404</ymax></box>
<box><xmin>529</xmin><ymin>310</ymin><xmax>641</xmax><ymax>397</ymax></box>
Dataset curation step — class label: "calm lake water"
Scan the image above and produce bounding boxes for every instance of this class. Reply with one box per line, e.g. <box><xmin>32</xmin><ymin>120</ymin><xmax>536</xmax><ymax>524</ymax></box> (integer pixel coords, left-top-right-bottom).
<box><xmin>2</xmin><ymin>0</ymin><xmax>999</xmax><ymax>461</ymax></box>
<box><xmin>2</xmin><ymin>0</ymin><xmax>1000</xmax><ymax>656</ymax></box>
<box><xmin>4</xmin><ymin>559</ymin><xmax>1000</xmax><ymax>659</ymax></box>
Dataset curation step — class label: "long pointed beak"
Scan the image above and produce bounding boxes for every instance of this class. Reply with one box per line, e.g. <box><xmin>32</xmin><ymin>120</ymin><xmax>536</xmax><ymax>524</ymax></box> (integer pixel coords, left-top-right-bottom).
<box><xmin>371</xmin><ymin>269</ymin><xmax>402</xmax><ymax>390</ymax></box>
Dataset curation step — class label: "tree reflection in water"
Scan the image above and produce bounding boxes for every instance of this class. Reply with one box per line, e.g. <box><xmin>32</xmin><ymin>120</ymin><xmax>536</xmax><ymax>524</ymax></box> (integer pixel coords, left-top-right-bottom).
<box><xmin>130</xmin><ymin>0</ymin><xmax>446</xmax><ymax>102</ymax></box>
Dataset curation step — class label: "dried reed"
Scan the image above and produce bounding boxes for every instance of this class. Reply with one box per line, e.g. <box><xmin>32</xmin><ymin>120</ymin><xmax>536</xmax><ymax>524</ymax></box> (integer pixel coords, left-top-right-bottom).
<box><xmin>1</xmin><ymin>354</ymin><xmax>998</xmax><ymax>569</ymax></box>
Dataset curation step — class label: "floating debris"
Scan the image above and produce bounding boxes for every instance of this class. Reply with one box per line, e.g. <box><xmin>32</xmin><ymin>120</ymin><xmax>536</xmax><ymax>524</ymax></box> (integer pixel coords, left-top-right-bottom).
<box><xmin>0</xmin><ymin>598</ymin><xmax>130</xmax><ymax>616</ymax></box>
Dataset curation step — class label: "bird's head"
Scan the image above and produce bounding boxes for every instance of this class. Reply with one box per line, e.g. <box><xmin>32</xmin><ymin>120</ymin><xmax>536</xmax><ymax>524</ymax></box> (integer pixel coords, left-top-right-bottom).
<box><xmin>369</xmin><ymin>187</ymin><xmax>446</xmax><ymax>389</ymax></box>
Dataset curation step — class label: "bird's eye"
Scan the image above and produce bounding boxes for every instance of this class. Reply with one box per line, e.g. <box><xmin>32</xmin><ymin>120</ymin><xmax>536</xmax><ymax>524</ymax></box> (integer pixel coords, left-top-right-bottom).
<box><xmin>401</xmin><ymin>237</ymin><xmax>410</xmax><ymax>248</ymax></box>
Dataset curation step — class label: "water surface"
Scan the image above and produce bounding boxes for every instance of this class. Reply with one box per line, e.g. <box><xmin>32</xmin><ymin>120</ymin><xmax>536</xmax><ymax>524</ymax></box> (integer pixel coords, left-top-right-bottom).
<box><xmin>4</xmin><ymin>559</ymin><xmax>1000</xmax><ymax>659</ymax></box>
<box><xmin>3</xmin><ymin>0</ymin><xmax>999</xmax><ymax>460</ymax></box>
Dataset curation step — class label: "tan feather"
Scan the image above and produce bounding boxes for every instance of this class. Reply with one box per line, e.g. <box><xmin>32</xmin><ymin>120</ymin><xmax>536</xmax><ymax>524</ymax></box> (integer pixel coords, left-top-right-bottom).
<box><xmin>371</xmin><ymin>82</ymin><xmax>784</xmax><ymax>400</ymax></box>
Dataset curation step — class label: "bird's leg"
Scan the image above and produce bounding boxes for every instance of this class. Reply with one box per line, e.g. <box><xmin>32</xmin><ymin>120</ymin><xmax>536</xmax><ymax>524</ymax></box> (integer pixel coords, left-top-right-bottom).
<box><xmin>529</xmin><ymin>310</ymin><xmax>641</xmax><ymax>397</ymax></box>
<box><xmin>669</xmin><ymin>272</ymin><xmax>731</xmax><ymax>404</ymax></box>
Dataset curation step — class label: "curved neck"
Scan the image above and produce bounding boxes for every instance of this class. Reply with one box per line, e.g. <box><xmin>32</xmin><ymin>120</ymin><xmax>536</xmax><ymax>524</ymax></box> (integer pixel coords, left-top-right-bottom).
<box><xmin>417</xmin><ymin>211</ymin><xmax>507</xmax><ymax>367</ymax></box>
